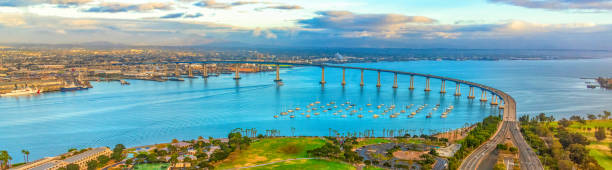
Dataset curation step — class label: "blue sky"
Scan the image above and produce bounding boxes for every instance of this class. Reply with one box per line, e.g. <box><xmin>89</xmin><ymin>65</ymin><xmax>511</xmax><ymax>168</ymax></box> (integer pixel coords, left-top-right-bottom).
<box><xmin>0</xmin><ymin>0</ymin><xmax>611</xmax><ymax>49</ymax></box>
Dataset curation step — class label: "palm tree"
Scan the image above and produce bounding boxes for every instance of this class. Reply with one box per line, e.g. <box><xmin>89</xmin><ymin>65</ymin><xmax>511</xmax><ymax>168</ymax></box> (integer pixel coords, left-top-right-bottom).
<box><xmin>0</xmin><ymin>151</ymin><xmax>6</xmax><ymax>169</ymax></box>
<box><xmin>21</xmin><ymin>150</ymin><xmax>30</xmax><ymax>163</ymax></box>
<box><xmin>1</xmin><ymin>150</ymin><xmax>12</xmax><ymax>169</ymax></box>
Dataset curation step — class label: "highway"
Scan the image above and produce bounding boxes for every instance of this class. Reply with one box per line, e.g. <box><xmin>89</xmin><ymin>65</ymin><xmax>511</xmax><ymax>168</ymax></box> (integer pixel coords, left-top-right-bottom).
<box><xmin>459</xmin><ymin>90</ymin><xmax>542</xmax><ymax>170</ymax></box>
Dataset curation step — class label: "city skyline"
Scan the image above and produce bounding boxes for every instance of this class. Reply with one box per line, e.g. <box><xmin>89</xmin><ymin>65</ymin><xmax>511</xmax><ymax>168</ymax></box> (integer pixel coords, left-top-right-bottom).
<box><xmin>1</xmin><ymin>0</ymin><xmax>612</xmax><ymax>49</ymax></box>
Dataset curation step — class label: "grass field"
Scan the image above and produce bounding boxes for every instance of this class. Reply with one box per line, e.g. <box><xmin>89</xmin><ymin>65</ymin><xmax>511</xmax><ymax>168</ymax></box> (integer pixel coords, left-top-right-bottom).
<box><xmin>247</xmin><ymin>159</ymin><xmax>355</xmax><ymax>170</ymax></box>
<box><xmin>565</xmin><ymin>120</ymin><xmax>612</xmax><ymax>169</ymax></box>
<box><xmin>568</xmin><ymin>120</ymin><xmax>612</xmax><ymax>130</ymax></box>
<box><xmin>133</xmin><ymin>163</ymin><xmax>169</xmax><ymax>170</ymax></box>
<box><xmin>589</xmin><ymin>149</ymin><xmax>612</xmax><ymax>170</ymax></box>
<box><xmin>363</xmin><ymin>165</ymin><xmax>385</xmax><ymax>170</ymax></box>
<box><xmin>217</xmin><ymin>137</ymin><xmax>327</xmax><ymax>169</ymax></box>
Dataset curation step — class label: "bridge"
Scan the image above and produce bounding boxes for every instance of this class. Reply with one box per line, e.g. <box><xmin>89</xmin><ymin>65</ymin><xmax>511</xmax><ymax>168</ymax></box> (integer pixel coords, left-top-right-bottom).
<box><xmin>116</xmin><ymin>60</ymin><xmax>542</xmax><ymax>169</ymax></box>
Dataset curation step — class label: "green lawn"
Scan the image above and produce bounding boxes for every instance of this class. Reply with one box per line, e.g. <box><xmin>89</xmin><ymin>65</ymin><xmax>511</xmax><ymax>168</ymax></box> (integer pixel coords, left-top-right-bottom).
<box><xmin>363</xmin><ymin>165</ymin><xmax>385</xmax><ymax>170</ymax></box>
<box><xmin>565</xmin><ymin>120</ymin><xmax>612</xmax><ymax>169</ymax></box>
<box><xmin>356</xmin><ymin>138</ymin><xmax>391</xmax><ymax>148</ymax></box>
<box><xmin>569</xmin><ymin>120</ymin><xmax>612</xmax><ymax>129</ymax></box>
<box><xmin>133</xmin><ymin>163</ymin><xmax>169</xmax><ymax>170</ymax></box>
<box><xmin>247</xmin><ymin>159</ymin><xmax>355</xmax><ymax>170</ymax></box>
<box><xmin>589</xmin><ymin>147</ymin><xmax>612</xmax><ymax>170</ymax></box>
<box><xmin>217</xmin><ymin>137</ymin><xmax>327</xmax><ymax>169</ymax></box>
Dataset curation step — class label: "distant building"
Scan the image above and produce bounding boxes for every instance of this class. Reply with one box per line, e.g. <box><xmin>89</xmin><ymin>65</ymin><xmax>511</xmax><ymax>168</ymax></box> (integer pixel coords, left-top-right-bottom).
<box><xmin>11</xmin><ymin>147</ymin><xmax>111</xmax><ymax>170</ymax></box>
<box><xmin>171</xmin><ymin>142</ymin><xmax>192</xmax><ymax>148</ymax></box>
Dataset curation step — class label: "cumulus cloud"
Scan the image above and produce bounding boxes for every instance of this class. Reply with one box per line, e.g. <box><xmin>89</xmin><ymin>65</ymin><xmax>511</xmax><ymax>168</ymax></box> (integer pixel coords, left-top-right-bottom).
<box><xmin>299</xmin><ymin>11</ymin><xmax>436</xmax><ymax>38</ymax></box>
<box><xmin>84</xmin><ymin>2</ymin><xmax>174</xmax><ymax>13</ymax></box>
<box><xmin>489</xmin><ymin>0</ymin><xmax>612</xmax><ymax>10</ymax></box>
<box><xmin>0</xmin><ymin>0</ymin><xmax>91</xmax><ymax>6</ymax></box>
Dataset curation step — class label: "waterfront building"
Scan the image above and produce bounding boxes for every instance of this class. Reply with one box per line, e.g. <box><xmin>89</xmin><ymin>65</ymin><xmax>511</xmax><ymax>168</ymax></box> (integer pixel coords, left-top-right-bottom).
<box><xmin>10</xmin><ymin>147</ymin><xmax>111</xmax><ymax>170</ymax></box>
<box><xmin>63</xmin><ymin>147</ymin><xmax>112</xmax><ymax>169</ymax></box>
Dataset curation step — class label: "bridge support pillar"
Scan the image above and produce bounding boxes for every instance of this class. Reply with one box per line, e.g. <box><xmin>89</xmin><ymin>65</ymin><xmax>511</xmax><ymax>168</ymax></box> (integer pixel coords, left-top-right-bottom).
<box><xmin>233</xmin><ymin>64</ymin><xmax>241</xmax><ymax>80</ymax></box>
<box><xmin>480</xmin><ymin>90</ymin><xmax>488</xmax><ymax>102</ymax></box>
<box><xmin>498</xmin><ymin>100</ymin><xmax>505</xmax><ymax>110</ymax></box>
<box><xmin>409</xmin><ymin>75</ymin><xmax>414</xmax><ymax>90</ymax></box>
<box><xmin>202</xmin><ymin>64</ymin><xmax>209</xmax><ymax>78</ymax></box>
<box><xmin>468</xmin><ymin>86</ymin><xmax>475</xmax><ymax>99</ymax></box>
<box><xmin>440</xmin><ymin>80</ymin><xmax>446</xmax><ymax>93</ymax></box>
<box><xmin>320</xmin><ymin>67</ymin><xmax>326</xmax><ymax>84</ymax></box>
<box><xmin>188</xmin><ymin>64</ymin><xmax>193</xmax><ymax>77</ymax></box>
<box><xmin>175</xmin><ymin>64</ymin><xmax>180</xmax><ymax>77</ymax></box>
<box><xmin>490</xmin><ymin>95</ymin><xmax>498</xmax><ymax>105</ymax></box>
<box><xmin>342</xmin><ymin>68</ymin><xmax>347</xmax><ymax>86</ymax></box>
<box><xmin>163</xmin><ymin>64</ymin><xmax>168</xmax><ymax>77</ymax></box>
<box><xmin>274</xmin><ymin>64</ymin><xmax>282</xmax><ymax>82</ymax></box>
<box><xmin>392</xmin><ymin>73</ymin><xmax>398</xmax><ymax>88</ymax></box>
<box><xmin>424</xmin><ymin>77</ymin><xmax>431</xmax><ymax>91</ymax></box>
<box><xmin>454</xmin><ymin>83</ymin><xmax>461</xmax><ymax>96</ymax></box>
<box><xmin>360</xmin><ymin>69</ymin><xmax>364</xmax><ymax>86</ymax></box>
<box><xmin>376</xmin><ymin>71</ymin><xmax>381</xmax><ymax>88</ymax></box>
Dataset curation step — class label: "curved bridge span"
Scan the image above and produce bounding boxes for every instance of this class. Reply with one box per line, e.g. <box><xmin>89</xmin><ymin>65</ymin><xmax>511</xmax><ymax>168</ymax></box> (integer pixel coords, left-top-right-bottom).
<box><xmin>118</xmin><ymin>60</ymin><xmax>542</xmax><ymax>169</ymax></box>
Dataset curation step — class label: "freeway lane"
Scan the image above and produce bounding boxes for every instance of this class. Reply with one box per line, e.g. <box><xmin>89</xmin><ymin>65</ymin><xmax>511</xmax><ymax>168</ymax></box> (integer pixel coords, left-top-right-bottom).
<box><xmin>460</xmin><ymin>91</ymin><xmax>542</xmax><ymax>170</ymax></box>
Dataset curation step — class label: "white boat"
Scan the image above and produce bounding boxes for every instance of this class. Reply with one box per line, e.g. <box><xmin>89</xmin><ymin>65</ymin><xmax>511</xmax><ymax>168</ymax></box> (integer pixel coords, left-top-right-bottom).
<box><xmin>1</xmin><ymin>87</ymin><xmax>42</xmax><ymax>97</ymax></box>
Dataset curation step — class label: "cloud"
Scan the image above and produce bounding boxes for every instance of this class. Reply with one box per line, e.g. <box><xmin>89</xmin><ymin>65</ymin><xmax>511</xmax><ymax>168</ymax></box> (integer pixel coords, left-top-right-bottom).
<box><xmin>0</xmin><ymin>13</ymin><xmax>26</xmax><ymax>26</ymax></box>
<box><xmin>299</xmin><ymin>11</ymin><xmax>436</xmax><ymax>38</ymax></box>
<box><xmin>262</xmin><ymin>5</ymin><xmax>303</xmax><ymax>10</ymax></box>
<box><xmin>0</xmin><ymin>0</ymin><xmax>91</xmax><ymax>6</ymax></box>
<box><xmin>160</xmin><ymin>12</ymin><xmax>203</xmax><ymax>19</ymax></box>
<box><xmin>161</xmin><ymin>13</ymin><xmax>185</xmax><ymax>19</ymax></box>
<box><xmin>423</xmin><ymin>32</ymin><xmax>461</xmax><ymax>39</ymax></box>
<box><xmin>496</xmin><ymin>20</ymin><xmax>597</xmax><ymax>32</ymax></box>
<box><xmin>0</xmin><ymin>14</ymin><xmax>245</xmax><ymax>46</ymax></box>
<box><xmin>193</xmin><ymin>0</ymin><xmax>263</xmax><ymax>9</ymax></box>
<box><xmin>489</xmin><ymin>0</ymin><xmax>612</xmax><ymax>10</ymax></box>
<box><xmin>252</xmin><ymin>27</ymin><xmax>277</xmax><ymax>39</ymax></box>
<box><xmin>84</xmin><ymin>2</ymin><xmax>174</xmax><ymax>13</ymax></box>
<box><xmin>184</xmin><ymin>13</ymin><xmax>203</xmax><ymax>18</ymax></box>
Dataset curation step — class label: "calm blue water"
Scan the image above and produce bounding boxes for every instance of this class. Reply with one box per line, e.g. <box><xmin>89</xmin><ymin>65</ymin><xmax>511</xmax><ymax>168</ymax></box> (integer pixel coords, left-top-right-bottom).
<box><xmin>1</xmin><ymin>59</ymin><xmax>612</xmax><ymax>162</ymax></box>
